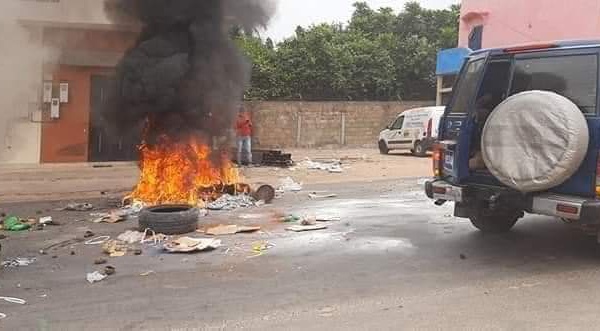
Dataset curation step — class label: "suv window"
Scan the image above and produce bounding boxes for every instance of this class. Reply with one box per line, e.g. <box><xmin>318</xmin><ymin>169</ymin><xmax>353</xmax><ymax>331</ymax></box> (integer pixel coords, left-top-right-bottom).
<box><xmin>450</xmin><ymin>58</ymin><xmax>485</xmax><ymax>113</ymax></box>
<box><xmin>511</xmin><ymin>54</ymin><xmax>598</xmax><ymax>113</ymax></box>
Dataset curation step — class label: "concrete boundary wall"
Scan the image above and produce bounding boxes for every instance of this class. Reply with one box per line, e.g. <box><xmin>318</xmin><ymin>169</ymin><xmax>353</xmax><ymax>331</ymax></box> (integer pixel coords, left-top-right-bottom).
<box><xmin>247</xmin><ymin>101</ymin><xmax>434</xmax><ymax>148</ymax></box>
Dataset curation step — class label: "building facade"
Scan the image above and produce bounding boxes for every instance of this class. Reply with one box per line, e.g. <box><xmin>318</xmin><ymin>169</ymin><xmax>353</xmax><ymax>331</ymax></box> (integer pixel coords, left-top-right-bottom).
<box><xmin>459</xmin><ymin>0</ymin><xmax>600</xmax><ymax>49</ymax></box>
<box><xmin>0</xmin><ymin>0</ymin><xmax>138</xmax><ymax>164</ymax></box>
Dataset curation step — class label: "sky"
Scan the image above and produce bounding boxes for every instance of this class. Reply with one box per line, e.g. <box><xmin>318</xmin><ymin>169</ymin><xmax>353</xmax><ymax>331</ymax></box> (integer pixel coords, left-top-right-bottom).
<box><xmin>264</xmin><ymin>0</ymin><xmax>460</xmax><ymax>41</ymax></box>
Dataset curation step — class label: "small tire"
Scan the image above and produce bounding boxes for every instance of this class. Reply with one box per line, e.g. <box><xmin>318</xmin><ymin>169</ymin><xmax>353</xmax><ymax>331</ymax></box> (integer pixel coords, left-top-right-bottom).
<box><xmin>413</xmin><ymin>141</ymin><xmax>427</xmax><ymax>157</ymax></box>
<box><xmin>469</xmin><ymin>209</ymin><xmax>521</xmax><ymax>234</ymax></box>
<box><xmin>378</xmin><ymin>140</ymin><xmax>389</xmax><ymax>155</ymax></box>
<box><xmin>139</xmin><ymin>205</ymin><xmax>200</xmax><ymax>235</ymax></box>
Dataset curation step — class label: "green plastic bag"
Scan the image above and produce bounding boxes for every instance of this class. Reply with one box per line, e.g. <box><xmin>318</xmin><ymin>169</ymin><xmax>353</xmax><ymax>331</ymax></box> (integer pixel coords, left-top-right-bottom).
<box><xmin>4</xmin><ymin>216</ymin><xmax>30</xmax><ymax>231</ymax></box>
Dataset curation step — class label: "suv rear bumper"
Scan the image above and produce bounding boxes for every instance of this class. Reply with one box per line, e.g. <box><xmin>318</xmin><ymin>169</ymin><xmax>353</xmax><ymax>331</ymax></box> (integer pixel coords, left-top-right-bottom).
<box><xmin>425</xmin><ymin>180</ymin><xmax>600</xmax><ymax>223</ymax></box>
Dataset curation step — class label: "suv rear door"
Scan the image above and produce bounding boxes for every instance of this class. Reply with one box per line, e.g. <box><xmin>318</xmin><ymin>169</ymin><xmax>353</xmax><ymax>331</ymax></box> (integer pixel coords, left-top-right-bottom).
<box><xmin>440</xmin><ymin>53</ymin><xmax>488</xmax><ymax>182</ymax></box>
<box><xmin>509</xmin><ymin>49</ymin><xmax>600</xmax><ymax>197</ymax></box>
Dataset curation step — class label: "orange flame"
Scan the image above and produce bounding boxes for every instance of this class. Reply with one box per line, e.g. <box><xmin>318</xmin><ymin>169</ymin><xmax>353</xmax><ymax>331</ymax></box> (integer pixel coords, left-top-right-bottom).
<box><xmin>130</xmin><ymin>133</ymin><xmax>242</xmax><ymax>206</ymax></box>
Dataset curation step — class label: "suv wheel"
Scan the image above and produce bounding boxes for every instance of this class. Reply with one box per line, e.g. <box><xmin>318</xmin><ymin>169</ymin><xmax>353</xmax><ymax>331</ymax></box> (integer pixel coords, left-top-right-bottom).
<box><xmin>469</xmin><ymin>208</ymin><xmax>522</xmax><ymax>234</ymax></box>
<box><xmin>378</xmin><ymin>140</ymin><xmax>389</xmax><ymax>155</ymax></box>
<box><xmin>412</xmin><ymin>141</ymin><xmax>426</xmax><ymax>157</ymax></box>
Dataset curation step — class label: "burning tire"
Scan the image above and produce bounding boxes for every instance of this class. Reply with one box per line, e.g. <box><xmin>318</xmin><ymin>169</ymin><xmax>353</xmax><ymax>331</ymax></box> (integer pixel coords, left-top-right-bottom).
<box><xmin>139</xmin><ymin>205</ymin><xmax>200</xmax><ymax>235</ymax></box>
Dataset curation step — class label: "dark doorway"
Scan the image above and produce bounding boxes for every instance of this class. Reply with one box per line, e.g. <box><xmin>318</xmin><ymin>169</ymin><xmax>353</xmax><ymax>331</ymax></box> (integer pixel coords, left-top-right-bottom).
<box><xmin>89</xmin><ymin>75</ymin><xmax>140</xmax><ymax>162</ymax></box>
<box><xmin>468</xmin><ymin>25</ymin><xmax>484</xmax><ymax>50</ymax></box>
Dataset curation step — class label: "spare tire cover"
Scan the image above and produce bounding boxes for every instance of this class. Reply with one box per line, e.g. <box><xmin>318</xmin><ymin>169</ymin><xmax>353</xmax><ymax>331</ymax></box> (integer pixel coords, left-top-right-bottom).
<box><xmin>481</xmin><ymin>90</ymin><xmax>589</xmax><ymax>192</ymax></box>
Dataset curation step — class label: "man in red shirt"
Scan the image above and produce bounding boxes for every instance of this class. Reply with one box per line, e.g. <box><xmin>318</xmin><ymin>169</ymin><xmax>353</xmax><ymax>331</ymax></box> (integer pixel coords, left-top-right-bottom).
<box><xmin>235</xmin><ymin>111</ymin><xmax>253</xmax><ymax>165</ymax></box>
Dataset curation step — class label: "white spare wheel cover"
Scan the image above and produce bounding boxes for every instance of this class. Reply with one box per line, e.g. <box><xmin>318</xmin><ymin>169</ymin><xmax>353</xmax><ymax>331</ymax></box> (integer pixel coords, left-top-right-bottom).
<box><xmin>481</xmin><ymin>90</ymin><xmax>589</xmax><ymax>192</ymax></box>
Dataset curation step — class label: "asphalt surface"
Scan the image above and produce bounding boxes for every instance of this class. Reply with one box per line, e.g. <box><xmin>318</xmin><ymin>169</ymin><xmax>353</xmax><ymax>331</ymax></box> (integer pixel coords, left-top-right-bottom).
<box><xmin>1</xmin><ymin>179</ymin><xmax>600</xmax><ymax>330</ymax></box>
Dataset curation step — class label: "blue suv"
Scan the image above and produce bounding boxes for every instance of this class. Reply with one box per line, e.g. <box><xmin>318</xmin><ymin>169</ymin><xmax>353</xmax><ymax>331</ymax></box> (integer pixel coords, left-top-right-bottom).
<box><xmin>425</xmin><ymin>41</ymin><xmax>600</xmax><ymax>233</ymax></box>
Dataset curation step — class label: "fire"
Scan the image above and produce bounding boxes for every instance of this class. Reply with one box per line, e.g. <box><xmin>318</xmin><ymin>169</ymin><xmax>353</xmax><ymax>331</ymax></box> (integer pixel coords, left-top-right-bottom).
<box><xmin>130</xmin><ymin>133</ymin><xmax>244</xmax><ymax>206</ymax></box>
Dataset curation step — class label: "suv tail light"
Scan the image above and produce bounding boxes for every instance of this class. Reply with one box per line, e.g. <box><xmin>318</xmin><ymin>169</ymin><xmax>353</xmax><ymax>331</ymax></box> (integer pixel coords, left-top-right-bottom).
<box><xmin>426</xmin><ymin>118</ymin><xmax>433</xmax><ymax>138</ymax></box>
<box><xmin>596</xmin><ymin>151</ymin><xmax>600</xmax><ymax>196</ymax></box>
<box><xmin>432</xmin><ymin>144</ymin><xmax>443</xmax><ymax>177</ymax></box>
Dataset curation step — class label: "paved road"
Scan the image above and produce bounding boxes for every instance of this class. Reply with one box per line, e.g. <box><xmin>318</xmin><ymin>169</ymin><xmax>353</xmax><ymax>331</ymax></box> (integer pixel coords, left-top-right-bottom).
<box><xmin>1</xmin><ymin>179</ymin><xmax>600</xmax><ymax>330</ymax></box>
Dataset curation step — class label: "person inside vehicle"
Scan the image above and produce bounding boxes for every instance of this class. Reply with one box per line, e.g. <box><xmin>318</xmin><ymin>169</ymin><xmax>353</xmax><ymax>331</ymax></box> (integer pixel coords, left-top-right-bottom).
<box><xmin>469</xmin><ymin>93</ymin><xmax>494</xmax><ymax>170</ymax></box>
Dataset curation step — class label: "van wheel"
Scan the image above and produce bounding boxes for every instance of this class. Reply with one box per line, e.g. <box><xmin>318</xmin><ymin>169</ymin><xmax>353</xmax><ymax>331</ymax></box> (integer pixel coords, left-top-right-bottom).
<box><xmin>378</xmin><ymin>140</ymin><xmax>389</xmax><ymax>155</ymax></box>
<box><xmin>469</xmin><ymin>209</ymin><xmax>521</xmax><ymax>234</ymax></box>
<box><xmin>413</xmin><ymin>141</ymin><xmax>427</xmax><ymax>157</ymax></box>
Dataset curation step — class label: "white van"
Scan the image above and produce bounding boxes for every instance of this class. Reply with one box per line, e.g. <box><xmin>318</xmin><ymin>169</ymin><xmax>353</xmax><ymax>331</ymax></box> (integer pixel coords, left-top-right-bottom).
<box><xmin>378</xmin><ymin>106</ymin><xmax>445</xmax><ymax>156</ymax></box>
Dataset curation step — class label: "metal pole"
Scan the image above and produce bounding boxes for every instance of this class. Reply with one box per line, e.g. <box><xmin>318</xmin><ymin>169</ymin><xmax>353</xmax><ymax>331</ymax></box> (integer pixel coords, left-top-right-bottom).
<box><xmin>296</xmin><ymin>112</ymin><xmax>302</xmax><ymax>147</ymax></box>
<box><xmin>436</xmin><ymin>76</ymin><xmax>443</xmax><ymax>106</ymax></box>
<box><xmin>341</xmin><ymin>113</ymin><xmax>346</xmax><ymax>146</ymax></box>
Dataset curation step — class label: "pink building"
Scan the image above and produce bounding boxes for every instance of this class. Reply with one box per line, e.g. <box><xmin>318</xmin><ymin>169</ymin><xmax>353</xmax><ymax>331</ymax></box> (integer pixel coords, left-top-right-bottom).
<box><xmin>459</xmin><ymin>0</ymin><xmax>600</xmax><ymax>49</ymax></box>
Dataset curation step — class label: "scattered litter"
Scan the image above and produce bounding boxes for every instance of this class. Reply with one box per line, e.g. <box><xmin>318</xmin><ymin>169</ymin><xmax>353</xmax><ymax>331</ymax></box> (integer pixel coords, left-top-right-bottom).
<box><xmin>280</xmin><ymin>215</ymin><xmax>301</xmax><ymax>223</ymax></box>
<box><xmin>303</xmin><ymin>159</ymin><xmax>343</xmax><ymax>173</ymax></box>
<box><xmin>91</xmin><ymin>213</ymin><xmax>124</xmax><ymax>224</ymax></box>
<box><xmin>248</xmin><ymin>241</ymin><xmax>275</xmax><ymax>258</ymax></box>
<box><xmin>278</xmin><ymin>177</ymin><xmax>302</xmax><ymax>192</ymax></box>
<box><xmin>286</xmin><ymin>224</ymin><xmax>328</xmax><ymax>232</ymax></box>
<box><xmin>255</xmin><ymin>200</ymin><xmax>265</xmax><ymax>207</ymax></box>
<box><xmin>104</xmin><ymin>265</ymin><xmax>116</xmax><ymax>276</ymax></box>
<box><xmin>301</xmin><ymin>215</ymin><xmax>317</xmax><ymax>226</ymax></box>
<box><xmin>102</xmin><ymin>240</ymin><xmax>129</xmax><ymax>257</ymax></box>
<box><xmin>252</xmin><ymin>241</ymin><xmax>274</xmax><ymax>253</ymax></box>
<box><xmin>91</xmin><ymin>201</ymin><xmax>145</xmax><ymax>223</ymax></box>
<box><xmin>0</xmin><ymin>296</ymin><xmax>26</xmax><ymax>305</ymax></box>
<box><xmin>94</xmin><ymin>258</ymin><xmax>107</xmax><ymax>265</ymax></box>
<box><xmin>60</xmin><ymin>203</ymin><xmax>93</xmax><ymax>211</ymax></box>
<box><xmin>83</xmin><ymin>230</ymin><xmax>95</xmax><ymax>238</ymax></box>
<box><xmin>205</xmin><ymin>224</ymin><xmax>261</xmax><ymax>236</ymax></box>
<box><xmin>117</xmin><ymin>230</ymin><xmax>145</xmax><ymax>244</ymax></box>
<box><xmin>3</xmin><ymin>216</ymin><xmax>30</xmax><ymax>231</ymax></box>
<box><xmin>163</xmin><ymin>237</ymin><xmax>221</xmax><ymax>253</ymax></box>
<box><xmin>39</xmin><ymin>216</ymin><xmax>55</xmax><ymax>225</ymax></box>
<box><xmin>308</xmin><ymin>193</ymin><xmax>338</xmax><ymax>199</ymax></box>
<box><xmin>141</xmin><ymin>228</ymin><xmax>167</xmax><ymax>246</ymax></box>
<box><xmin>0</xmin><ymin>313</ymin><xmax>6</xmax><ymax>319</ymax></box>
<box><xmin>85</xmin><ymin>236</ymin><xmax>110</xmax><ymax>245</ymax></box>
<box><xmin>252</xmin><ymin>185</ymin><xmax>276</xmax><ymax>204</ymax></box>
<box><xmin>207</xmin><ymin>194</ymin><xmax>256</xmax><ymax>210</ymax></box>
<box><xmin>86</xmin><ymin>271</ymin><xmax>107</xmax><ymax>284</ymax></box>
<box><xmin>460</xmin><ymin>254</ymin><xmax>467</xmax><ymax>260</ymax></box>
<box><xmin>140</xmin><ymin>270</ymin><xmax>155</xmax><ymax>276</ymax></box>
<box><xmin>2</xmin><ymin>257</ymin><xmax>36</xmax><ymax>268</ymax></box>
<box><xmin>316</xmin><ymin>216</ymin><xmax>342</xmax><ymax>222</ymax></box>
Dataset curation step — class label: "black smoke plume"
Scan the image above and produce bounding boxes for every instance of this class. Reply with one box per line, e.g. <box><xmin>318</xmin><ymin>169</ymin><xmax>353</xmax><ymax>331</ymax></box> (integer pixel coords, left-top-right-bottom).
<box><xmin>102</xmin><ymin>0</ymin><xmax>274</xmax><ymax>143</ymax></box>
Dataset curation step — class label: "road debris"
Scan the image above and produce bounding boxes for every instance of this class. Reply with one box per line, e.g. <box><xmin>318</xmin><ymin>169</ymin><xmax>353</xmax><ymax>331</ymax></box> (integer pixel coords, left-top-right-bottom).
<box><xmin>85</xmin><ymin>236</ymin><xmax>110</xmax><ymax>245</ymax></box>
<box><xmin>301</xmin><ymin>215</ymin><xmax>317</xmax><ymax>226</ymax></box>
<box><xmin>281</xmin><ymin>215</ymin><xmax>301</xmax><ymax>223</ymax></box>
<box><xmin>163</xmin><ymin>237</ymin><xmax>221</xmax><ymax>253</ymax></box>
<box><xmin>303</xmin><ymin>159</ymin><xmax>343</xmax><ymax>173</ymax></box>
<box><xmin>308</xmin><ymin>193</ymin><xmax>338</xmax><ymax>199</ymax></box>
<box><xmin>0</xmin><ymin>296</ymin><xmax>26</xmax><ymax>305</ymax></box>
<box><xmin>251</xmin><ymin>184</ymin><xmax>276</xmax><ymax>204</ymax></box>
<box><xmin>140</xmin><ymin>270</ymin><xmax>155</xmax><ymax>276</ymax></box>
<box><xmin>278</xmin><ymin>177</ymin><xmax>302</xmax><ymax>192</ymax></box>
<box><xmin>2</xmin><ymin>257</ymin><xmax>36</xmax><ymax>268</ymax></box>
<box><xmin>3</xmin><ymin>216</ymin><xmax>30</xmax><ymax>231</ymax></box>
<box><xmin>140</xmin><ymin>228</ymin><xmax>167</xmax><ymax>246</ymax></box>
<box><xmin>248</xmin><ymin>241</ymin><xmax>275</xmax><ymax>258</ymax></box>
<box><xmin>91</xmin><ymin>201</ymin><xmax>145</xmax><ymax>223</ymax></box>
<box><xmin>39</xmin><ymin>216</ymin><xmax>57</xmax><ymax>226</ymax></box>
<box><xmin>102</xmin><ymin>240</ymin><xmax>129</xmax><ymax>257</ymax></box>
<box><xmin>104</xmin><ymin>265</ymin><xmax>116</xmax><ymax>275</ymax></box>
<box><xmin>207</xmin><ymin>194</ymin><xmax>256</xmax><ymax>210</ymax></box>
<box><xmin>86</xmin><ymin>271</ymin><xmax>107</xmax><ymax>284</ymax></box>
<box><xmin>84</xmin><ymin>230</ymin><xmax>95</xmax><ymax>238</ymax></box>
<box><xmin>286</xmin><ymin>224</ymin><xmax>328</xmax><ymax>232</ymax></box>
<box><xmin>316</xmin><ymin>216</ymin><xmax>342</xmax><ymax>222</ymax></box>
<box><xmin>204</xmin><ymin>224</ymin><xmax>261</xmax><ymax>236</ymax></box>
<box><xmin>117</xmin><ymin>230</ymin><xmax>146</xmax><ymax>244</ymax></box>
<box><xmin>94</xmin><ymin>258</ymin><xmax>107</xmax><ymax>265</ymax></box>
<box><xmin>60</xmin><ymin>203</ymin><xmax>93</xmax><ymax>211</ymax></box>
<box><xmin>318</xmin><ymin>306</ymin><xmax>336</xmax><ymax>317</ymax></box>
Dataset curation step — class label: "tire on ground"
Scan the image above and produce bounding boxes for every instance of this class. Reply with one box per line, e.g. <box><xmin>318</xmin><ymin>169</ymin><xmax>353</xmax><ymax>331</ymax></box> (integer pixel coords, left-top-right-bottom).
<box><xmin>481</xmin><ymin>90</ymin><xmax>589</xmax><ymax>192</ymax></box>
<box><xmin>139</xmin><ymin>205</ymin><xmax>200</xmax><ymax>235</ymax></box>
